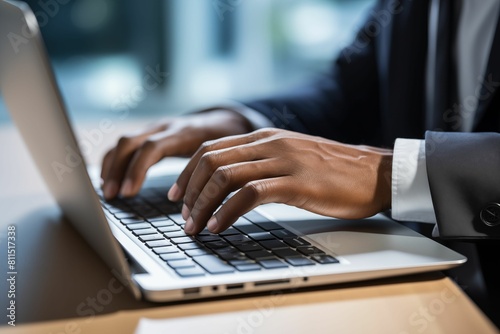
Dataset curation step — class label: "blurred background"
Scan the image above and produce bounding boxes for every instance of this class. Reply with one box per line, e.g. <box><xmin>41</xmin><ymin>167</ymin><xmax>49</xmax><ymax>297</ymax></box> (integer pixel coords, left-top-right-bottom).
<box><xmin>0</xmin><ymin>0</ymin><xmax>375</xmax><ymax>125</ymax></box>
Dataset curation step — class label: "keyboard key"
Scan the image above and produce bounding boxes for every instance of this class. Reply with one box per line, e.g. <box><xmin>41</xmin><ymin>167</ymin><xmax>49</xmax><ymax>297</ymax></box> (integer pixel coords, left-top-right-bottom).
<box><xmin>120</xmin><ymin>218</ymin><xmax>145</xmax><ymax>225</ymax></box>
<box><xmin>164</xmin><ymin>231</ymin><xmax>188</xmax><ymax>238</ymax></box>
<box><xmin>253</xmin><ymin>221</ymin><xmax>283</xmax><ymax>231</ymax></box>
<box><xmin>205</xmin><ymin>240</ymin><xmax>230</xmax><ymax>249</ymax></box>
<box><xmin>196</xmin><ymin>235</ymin><xmax>222</xmax><ymax>242</ymax></box>
<box><xmin>126</xmin><ymin>223</ymin><xmax>151</xmax><ymax>230</ymax></box>
<box><xmin>114</xmin><ymin>212</ymin><xmax>140</xmax><ymax>219</ymax></box>
<box><xmin>151</xmin><ymin>220</ymin><xmax>174</xmax><ymax>228</ymax></box>
<box><xmin>197</xmin><ymin>228</ymin><xmax>213</xmax><ymax>236</ymax></box>
<box><xmin>169</xmin><ymin>213</ymin><xmax>186</xmax><ymax>225</ymax></box>
<box><xmin>212</xmin><ymin>245</ymin><xmax>239</xmax><ymax>255</ymax></box>
<box><xmin>234</xmin><ymin>224</ymin><xmax>265</xmax><ymax>234</ymax></box>
<box><xmin>139</xmin><ymin>234</ymin><xmax>164</xmax><ymax>242</ymax></box>
<box><xmin>234</xmin><ymin>242</ymin><xmax>263</xmax><ymax>252</ymax></box>
<box><xmin>272</xmin><ymin>248</ymin><xmax>302</xmax><ymax>258</ymax></box>
<box><xmin>224</xmin><ymin>234</ymin><xmax>251</xmax><ymax>244</ymax></box>
<box><xmin>175</xmin><ymin>267</ymin><xmax>205</xmax><ymax>277</ymax></box>
<box><xmin>235</xmin><ymin>264</ymin><xmax>261</xmax><ymax>271</ymax></box>
<box><xmin>193</xmin><ymin>255</ymin><xmax>235</xmax><ymax>274</ymax></box>
<box><xmin>177</xmin><ymin>242</ymin><xmax>205</xmax><ymax>251</ymax></box>
<box><xmin>153</xmin><ymin>246</ymin><xmax>178</xmax><ymax>254</ymax></box>
<box><xmin>214</xmin><ymin>247</ymin><xmax>247</xmax><ymax>261</ymax></box>
<box><xmin>311</xmin><ymin>255</ymin><xmax>339</xmax><ymax>264</ymax></box>
<box><xmin>133</xmin><ymin>228</ymin><xmax>158</xmax><ymax>236</ymax></box>
<box><xmin>246</xmin><ymin>250</ymin><xmax>274</xmax><ymax>260</ymax></box>
<box><xmin>285</xmin><ymin>256</ymin><xmax>315</xmax><ymax>266</ymax></box>
<box><xmin>229</xmin><ymin>259</ymin><xmax>256</xmax><ymax>266</ymax></box>
<box><xmin>218</xmin><ymin>227</ymin><xmax>240</xmax><ymax>236</ymax></box>
<box><xmin>158</xmin><ymin>225</ymin><xmax>181</xmax><ymax>233</ymax></box>
<box><xmin>259</xmin><ymin>239</ymin><xmax>288</xmax><ymax>250</ymax></box>
<box><xmin>185</xmin><ymin>248</ymin><xmax>212</xmax><ymax>257</ymax></box>
<box><xmin>145</xmin><ymin>211</ymin><xmax>164</xmax><ymax>219</ymax></box>
<box><xmin>283</xmin><ymin>237</ymin><xmax>311</xmax><ymax>248</ymax></box>
<box><xmin>146</xmin><ymin>240</ymin><xmax>171</xmax><ymax>248</ymax></box>
<box><xmin>155</xmin><ymin>202</ymin><xmax>181</xmax><ymax>215</ymax></box>
<box><xmin>296</xmin><ymin>246</ymin><xmax>325</xmax><ymax>256</ymax></box>
<box><xmin>271</xmin><ymin>229</ymin><xmax>297</xmax><ymax>239</ymax></box>
<box><xmin>160</xmin><ymin>253</ymin><xmax>187</xmax><ymax>261</ymax></box>
<box><xmin>170</xmin><ymin>237</ymin><xmax>194</xmax><ymax>244</ymax></box>
<box><xmin>243</xmin><ymin>211</ymin><xmax>270</xmax><ymax>223</ymax></box>
<box><xmin>135</xmin><ymin>207</ymin><xmax>157</xmax><ymax>216</ymax></box>
<box><xmin>258</xmin><ymin>259</ymin><xmax>288</xmax><ymax>269</ymax></box>
<box><xmin>248</xmin><ymin>232</ymin><xmax>276</xmax><ymax>241</ymax></box>
<box><xmin>233</xmin><ymin>217</ymin><xmax>253</xmax><ymax>226</ymax></box>
<box><xmin>218</xmin><ymin>252</ymin><xmax>248</xmax><ymax>262</ymax></box>
<box><xmin>167</xmin><ymin>259</ymin><xmax>195</xmax><ymax>269</ymax></box>
<box><xmin>148</xmin><ymin>216</ymin><xmax>171</xmax><ymax>222</ymax></box>
<box><xmin>105</xmin><ymin>205</ymin><xmax>129</xmax><ymax>214</ymax></box>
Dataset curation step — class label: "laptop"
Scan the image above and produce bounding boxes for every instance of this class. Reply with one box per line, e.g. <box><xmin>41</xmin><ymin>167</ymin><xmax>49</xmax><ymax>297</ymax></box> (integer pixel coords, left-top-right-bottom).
<box><xmin>0</xmin><ymin>0</ymin><xmax>466</xmax><ymax>302</ymax></box>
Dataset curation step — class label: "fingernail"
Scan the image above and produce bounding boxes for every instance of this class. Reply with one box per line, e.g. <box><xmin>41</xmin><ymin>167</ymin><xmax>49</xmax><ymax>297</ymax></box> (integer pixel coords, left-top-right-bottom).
<box><xmin>167</xmin><ymin>183</ymin><xmax>180</xmax><ymax>201</ymax></box>
<box><xmin>207</xmin><ymin>216</ymin><xmax>218</xmax><ymax>232</ymax></box>
<box><xmin>184</xmin><ymin>216</ymin><xmax>194</xmax><ymax>234</ymax></box>
<box><xmin>181</xmin><ymin>204</ymin><xmax>190</xmax><ymax>220</ymax></box>
<box><xmin>103</xmin><ymin>181</ymin><xmax>118</xmax><ymax>199</ymax></box>
<box><xmin>120</xmin><ymin>179</ymin><xmax>133</xmax><ymax>197</ymax></box>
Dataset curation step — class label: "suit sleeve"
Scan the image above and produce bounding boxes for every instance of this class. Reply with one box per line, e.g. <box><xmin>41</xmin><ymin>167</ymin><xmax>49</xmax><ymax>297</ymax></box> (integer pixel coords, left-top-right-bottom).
<box><xmin>241</xmin><ymin>1</ymin><xmax>387</xmax><ymax>146</ymax></box>
<box><xmin>425</xmin><ymin>131</ymin><xmax>500</xmax><ymax>238</ymax></box>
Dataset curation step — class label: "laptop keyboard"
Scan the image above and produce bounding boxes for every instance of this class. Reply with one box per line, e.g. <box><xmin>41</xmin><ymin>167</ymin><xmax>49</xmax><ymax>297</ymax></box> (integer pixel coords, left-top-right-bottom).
<box><xmin>96</xmin><ymin>187</ymin><xmax>339</xmax><ymax>278</ymax></box>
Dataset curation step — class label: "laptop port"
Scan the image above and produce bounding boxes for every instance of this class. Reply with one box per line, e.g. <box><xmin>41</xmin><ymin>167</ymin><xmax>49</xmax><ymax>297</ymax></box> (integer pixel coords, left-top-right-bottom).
<box><xmin>183</xmin><ymin>287</ymin><xmax>200</xmax><ymax>296</ymax></box>
<box><xmin>254</xmin><ymin>279</ymin><xmax>290</xmax><ymax>287</ymax></box>
<box><xmin>226</xmin><ymin>283</ymin><xmax>244</xmax><ymax>291</ymax></box>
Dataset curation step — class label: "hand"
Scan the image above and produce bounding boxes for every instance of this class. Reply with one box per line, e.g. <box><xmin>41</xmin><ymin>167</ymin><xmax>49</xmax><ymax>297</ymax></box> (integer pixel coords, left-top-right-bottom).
<box><xmin>100</xmin><ymin>109</ymin><xmax>252</xmax><ymax>199</ymax></box>
<box><xmin>167</xmin><ymin>128</ymin><xmax>393</xmax><ymax>235</ymax></box>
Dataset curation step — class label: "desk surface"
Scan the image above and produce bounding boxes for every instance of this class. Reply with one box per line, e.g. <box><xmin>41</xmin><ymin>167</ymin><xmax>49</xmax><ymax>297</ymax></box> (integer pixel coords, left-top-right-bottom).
<box><xmin>0</xmin><ymin>122</ymin><xmax>498</xmax><ymax>333</ymax></box>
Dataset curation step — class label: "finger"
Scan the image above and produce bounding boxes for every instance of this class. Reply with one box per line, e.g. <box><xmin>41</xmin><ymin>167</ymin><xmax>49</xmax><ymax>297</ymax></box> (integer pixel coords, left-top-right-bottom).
<box><xmin>204</xmin><ymin>177</ymin><xmax>294</xmax><ymax>234</ymax></box>
<box><xmin>100</xmin><ymin>148</ymin><xmax>115</xmax><ymax>182</ymax></box>
<box><xmin>171</xmin><ymin>132</ymin><xmax>259</xmax><ymax>202</ymax></box>
<box><xmin>184</xmin><ymin>159</ymin><xmax>289</xmax><ymax>234</ymax></box>
<box><xmin>102</xmin><ymin>125</ymin><xmax>166</xmax><ymax>199</ymax></box>
<box><xmin>120</xmin><ymin>130</ymin><xmax>187</xmax><ymax>197</ymax></box>
<box><xmin>182</xmin><ymin>143</ymin><xmax>264</xmax><ymax>211</ymax></box>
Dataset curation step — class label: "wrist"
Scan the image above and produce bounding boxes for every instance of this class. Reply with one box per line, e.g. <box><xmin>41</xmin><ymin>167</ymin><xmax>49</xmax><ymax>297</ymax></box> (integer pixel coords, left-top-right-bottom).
<box><xmin>182</xmin><ymin>108</ymin><xmax>253</xmax><ymax>144</ymax></box>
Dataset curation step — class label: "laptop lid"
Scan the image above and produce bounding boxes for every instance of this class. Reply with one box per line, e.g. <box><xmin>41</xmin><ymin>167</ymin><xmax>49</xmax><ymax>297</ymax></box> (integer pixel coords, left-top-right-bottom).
<box><xmin>0</xmin><ymin>0</ymin><xmax>141</xmax><ymax>298</ymax></box>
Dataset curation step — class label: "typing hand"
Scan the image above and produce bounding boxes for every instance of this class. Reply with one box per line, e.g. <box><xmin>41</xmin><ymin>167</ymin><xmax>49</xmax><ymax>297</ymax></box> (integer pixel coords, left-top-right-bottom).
<box><xmin>100</xmin><ymin>110</ymin><xmax>252</xmax><ymax>200</ymax></box>
<box><xmin>167</xmin><ymin>128</ymin><xmax>393</xmax><ymax>235</ymax></box>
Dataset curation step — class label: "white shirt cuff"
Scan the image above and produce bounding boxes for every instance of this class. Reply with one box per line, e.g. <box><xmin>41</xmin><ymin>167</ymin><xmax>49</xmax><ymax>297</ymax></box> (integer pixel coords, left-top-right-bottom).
<box><xmin>391</xmin><ymin>138</ymin><xmax>437</xmax><ymax>224</ymax></box>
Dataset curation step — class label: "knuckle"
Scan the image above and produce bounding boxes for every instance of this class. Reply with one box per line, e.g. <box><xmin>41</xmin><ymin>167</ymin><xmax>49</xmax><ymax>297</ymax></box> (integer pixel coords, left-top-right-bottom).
<box><xmin>102</xmin><ymin>149</ymin><xmax>114</xmax><ymax>162</ymax></box>
<box><xmin>268</xmin><ymin>136</ymin><xmax>289</xmax><ymax>149</ymax></box>
<box><xmin>253</xmin><ymin>127</ymin><xmax>277</xmax><ymax>139</ymax></box>
<box><xmin>243</xmin><ymin>181</ymin><xmax>265</xmax><ymax>201</ymax></box>
<box><xmin>117</xmin><ymin>135</ymin><xmax>134</xmax><ymax>147</ymax></box>
<box><xmin>213</xmin><ymin>166</ymin><xmax>232</xmax><ymax>186</ymax></box>
<box><xmin>200</xmin><ymin>151</ymin><xmax>219</xmax><ymax>170</ymax></box>
<box><xmin>199</xmin><ymin>140</ymin><xmax>216</xmax><ymax>154</ymax></box>
<box><xmin>141</xmin><ymin>139</ymin><xmax>159</xmax><ymax>152</ymax></box>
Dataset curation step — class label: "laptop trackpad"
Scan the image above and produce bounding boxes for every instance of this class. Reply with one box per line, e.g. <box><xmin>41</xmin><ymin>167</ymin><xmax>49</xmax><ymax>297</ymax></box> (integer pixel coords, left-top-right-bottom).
<box><xmin>258</xmin><ymin>203</ymin><xmax>430</xmax><ymax>258</ymax></box>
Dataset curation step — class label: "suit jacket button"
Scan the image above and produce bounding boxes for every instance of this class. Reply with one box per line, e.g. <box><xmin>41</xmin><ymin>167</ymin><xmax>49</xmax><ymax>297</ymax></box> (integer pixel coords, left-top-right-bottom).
<box><xmin>480</xmin><ymin>203</ymin><xmax>500</xmax><ymax>227</ymax></box>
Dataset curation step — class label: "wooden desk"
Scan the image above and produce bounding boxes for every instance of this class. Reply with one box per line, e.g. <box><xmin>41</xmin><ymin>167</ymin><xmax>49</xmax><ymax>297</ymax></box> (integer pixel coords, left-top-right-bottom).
<box><xmin>0</xmin><ymin>122</ymin><xmax>498</xmax><ymax>333</ymax></box>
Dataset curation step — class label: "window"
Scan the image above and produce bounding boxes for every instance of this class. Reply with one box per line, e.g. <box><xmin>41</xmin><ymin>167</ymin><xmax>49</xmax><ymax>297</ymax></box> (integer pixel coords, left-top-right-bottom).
<box><xmin>0</xmin><ymin>0</ymin><xmax>375</xmax><ymax>124</ymax></box>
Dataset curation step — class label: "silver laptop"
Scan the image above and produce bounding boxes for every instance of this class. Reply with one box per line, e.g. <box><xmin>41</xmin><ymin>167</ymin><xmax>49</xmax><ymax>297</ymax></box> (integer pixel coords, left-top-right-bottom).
<box><xmin>0</xmin><ymin>0</ymin><xmax>466</xmax><ymax>302</ymax></box>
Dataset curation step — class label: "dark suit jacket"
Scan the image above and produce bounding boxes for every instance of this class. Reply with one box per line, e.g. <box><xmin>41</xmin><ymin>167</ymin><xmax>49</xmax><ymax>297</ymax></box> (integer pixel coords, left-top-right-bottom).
<box><xmin>243</xmin><ymin>0</ymin><xmax>500</xmax><ymax>240</ymax></box>
<box><xmin>242</xmin><ymin>1</ymin><xmax>500</xmax><ymax>323</ymax></box>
